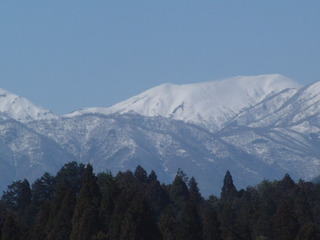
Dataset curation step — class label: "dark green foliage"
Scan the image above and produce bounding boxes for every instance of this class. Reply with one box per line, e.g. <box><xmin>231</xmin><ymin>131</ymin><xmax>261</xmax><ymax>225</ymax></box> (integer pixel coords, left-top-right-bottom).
<box><xmin>119</xmin><ymin>194</ymin><xmax>162</xmax><ymax>240</ymax></box>
<box><xmin>1</xmin><ymin>179</ymin><xmax>31</xmax><ymax>212</ymax></box>
<box><xmin>273</xmin><ymin>200</ymin><xmax>300</xmax><ymax>240</ymax></box>
<box><xmin>295</xmin><ymin>223</ymin><xmax>320</xmax><ymax>240</ymax></box>
<box><xmin>70</xmin><ymin>164</ymin><xmax>101</xmax><ymax>240</ymax></box>
<box><xmin>202</xmin><ymin>205</ymin><xmax>222</xmax><ymax>240</ymax></box>
<box><xmin>188</xmin><ymin>177</ymin><xmax>203</xmax><ymax>207</ymax></box>
<box><xmin>96</xmin><ymin>171</ymin><xmax>118</xmax><ymax>237</ymax></box>
<box><xmin>46</xmin><ymin>185</ymin><xmax>76</xmax><ymax>240</ymax></box>
<box><xmin>31</xmin><ymin>172</ymin><xmax>55</xmax><ymax>205</ymax></box>
<box><xmin>134</xmin><ymin>165</ymin><xmax>148</xmax><ymax>183</ymax></box>
<box><xmin>28</xmin><ymin>201</ymin><xmax>51</xmax><ymax>240</ymax></box>
<box><xmin>220</xmin><ymin>170</ymin><xmax>237</xmax><ymax>204</ymax></box>
<box><xmin>159</xmin><ymin>205</ymin><xmax>179</xmax><ymax>240</ymax></box>
<box><xmin>176</xmin><ymin>201</ymin><xmax>202</xmax><ymax>240</ymax></box>
<box><xmin>55</xmin><ymin>161</ymin><xmax>86</xmax><ymax>193</ymax></box>
<box><xmin>279</xmin><ymin>173</ymin><xmax>295</xmax><ymax>190</ymax></box>
<box><xmin>1</xmin><ymin>213</ymin><xmax>28</xmax><ymax>240</ymax></box>
<box><xmin>145</xmin><ymin>170</ymin><xmax>170</xmax><ymax>217</ymax></box>
<box><xmin>233</xmin><ymin>187</ymin><xmax>258</xmax><ymax>240</ymax></box>
<box><xmin>1</xmin><ymin>163</ymin><xmax>320</xmax><ymax>240</ymax></box>
<box><xmin>1</xmin><ymin>214</ymin><xmax>19</xmax><ymax>240</ymax></box>
<box><xmin>219</xmin><ymin>203</ymin><xmax>237</xmax><ymax>240</ymax></box>
<box><xmin>170</xmin><ymin>170</ymin><xmax>190</xmax><ymax>210</ymax></box>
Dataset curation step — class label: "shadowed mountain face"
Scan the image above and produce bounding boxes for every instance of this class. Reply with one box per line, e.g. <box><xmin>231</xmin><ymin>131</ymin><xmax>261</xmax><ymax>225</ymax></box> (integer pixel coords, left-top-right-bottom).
<box><xmin>1</xmin><ymin>75</ymin><xmax>320</xmax><ymax>196</ymax></box>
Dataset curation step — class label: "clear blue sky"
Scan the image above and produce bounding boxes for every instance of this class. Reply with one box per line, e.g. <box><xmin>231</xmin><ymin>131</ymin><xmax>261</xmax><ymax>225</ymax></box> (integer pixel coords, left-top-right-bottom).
<box><xmin>1</xmin><ymin>1</ymin><xmax>320</xmax><ymax>114</ymax></box>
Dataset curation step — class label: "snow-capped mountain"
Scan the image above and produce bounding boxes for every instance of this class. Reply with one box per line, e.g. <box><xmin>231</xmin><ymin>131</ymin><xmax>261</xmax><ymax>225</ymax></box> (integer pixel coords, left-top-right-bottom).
<box><xmin>1</xmin><ymin>75</ymin><xmax>319</xmax><ymax>196</ymax></box>
<box><xmin>0</xmin><ymin>88</ymin><xmax>58</xmax><ymax>122</ymax></box>
<box><xmin>27</xmin><ymin>113</ymin><xmax>298</xmax><ymax>196</ymax></box>
<box><xmin>0</xmin><ymin>118</ymin><xmax>76</xmax><ymax>192</ymax></box>
<box><xmin>66</xmin><ymin>74</ymin><xmax>300</xmax><ymax>130</ymax></box>
<box><xmin>231</xmin><ymin>81</ymin><xmax>320</xmax><ymax>129</ymax></box>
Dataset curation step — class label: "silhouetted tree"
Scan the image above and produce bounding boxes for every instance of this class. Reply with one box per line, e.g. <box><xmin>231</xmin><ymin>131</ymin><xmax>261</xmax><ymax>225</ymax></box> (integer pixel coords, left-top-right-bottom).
<box><xmin>55</xmin><ymin>161</ymin><xmax>86</xmax><ymax>193</ymax></box>
<box><xmin>46</xmin><ymin>185</ymin><xmax>76</xmax><ymax>240</ymax></box>
<box><xmin>220</xmin><ymin>170</ymin><xmax>237</xmax><ymax>204</ymax></box>
<box><xmin>188</xmin><ymin>177</ymin><xmax>203</xmax><ymax>207</ymax></box>
<box><xmin>202</xmin><ymin>205</ymin><xmax>222</xmax><ymax>240</ymax></box>
<box><xmin>70</xmin><ymin>164</ymin><xmax>101</xmax><ymax>240</ymax></box>
<box><xmin>273</xmin><ymin>200</ymin><xmax>300</xmax><ymax>240</ymax></box>
<box><xmin>120</xmin><ymin>194</ymin><xmax>162</xmax><ymax>240</ymax></box>
<box><xmin>2</xmin><ymin>179</ymin><xmax>32</xmax><ymax>212</ymax></box>
<box><xmin>159</xmin><ymin>204</ymin><xmax>179</xmax><ymax>240</ymax></box>
<box><xmin>296</xmin><ymin>223</ymin><xmax>320</xmax><ymax>240</ymax></box>
<box><xmin>1</xmin><ymin>213</ymin><xmax>28</xmax><ymax>240</ymax></box>
<box><xmin>176</xmin><ymin>201</ymin><xmax>202</xmax><ymax>240</ymax></box>
<box><xmin>170</xmin><ymin>170</ymin><xmax>190</xmax><ymax>211</ymax></box>
<box><xmin>134</xmin><ymin>165</ymin><xmax>148</xmax><ymax>183</ymax></box>
<box><xmin>31</xmin><ymin>172</ymin><xmax>55</xmax><ymax>205</ymax></box>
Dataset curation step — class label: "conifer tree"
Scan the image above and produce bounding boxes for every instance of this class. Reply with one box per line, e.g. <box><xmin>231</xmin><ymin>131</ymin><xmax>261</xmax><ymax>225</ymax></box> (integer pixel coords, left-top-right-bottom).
<box><xmin>145</xmin><ymin>170</ymin><xmax>169</xmax><ymax>216</ymax></box>
<box><xmin>202</xmin><ymin>205</ymin><xmax>222</xmax><ymax>240</ymax></box>
<box><xmin>159</xmin><ymin>204</ymin><xmax>179</xmax><ymax>240</ymax></box>
<box><xmin>219</xmin><ymin>203</ymin><xmax>237</xmax><ymax>240</ymax></box>
<box><xmin>1</xmin><ymin>213</ymin><xmax>28</xmax><ymax>240</ymax></box>
<box><xmin>27</xmin><ymin>201</ymin><xmax>51</xmax><ymax>240</ymax></box>
<box><xmin>1</xmin><ymin>179</ymin><xmax>32</xmax><ymax>212</ymax></box>
<box><xmin>134</xmin><ymin>165</ymin><xmax>148</xmax><ymax>183</ymax></box>
<box><xmin>188</xmin><ymin>177</ymin><xmax>203</xmax><ymax>208</ymax></box>
<box><xmin>16</xmin><ymin>179</ymin><xmax>32</xmax><ymax>211</ymax></box>
<box><xmin>170</xmin><ymin>170</ymin><xmax>190</xmax><ymax>210</ymax></box>
<box><xmin>279</xmin><ymin>173</ymin><xmax>295</xmax><ymax>190</ymax></box>
<box><xmin>96</xmin><ymin>171</ymin><xmax>119</xmax><ymax>238</ymax></box>
<box><xmin>31</xmin><ymin>172</ymin><xmax>55</xmax><ymax>205</ymax></box>
<box><xmin>55</xmin><ymin>161</ymin><xmax>86</xmax><ymax>193</ymax></box>
<box><xmin>46</xmin><ymin>186</ymin><xmax>76</xmax><ymax>240</ymax></box>
<box><xmin>220</xmin><ymin>170</ymin><xmax>237</xmax><ymax>204</ymax></box>
<box><xmin>273</xmin><ymin>200</ymin><xmax>300</xmax><ymax>240</ymax></box>
<box><xmin>176</xmin><ymin>201</ymin><xmax>202</xmax><ymax>240</ymax></box>
<box><xmin>295</xmin><ymin>223</ymin><xmax>320</xmax><ymax>240</ymax></box>
<box><xmin>70</xmin><ymin>164</ymin><xmax>101</xmax><ymax>240</ymax></box>
<box><xmin>119</xmin><ymin>194</ymin><xmax>162</xmax><ymax>240</ymax></box>
<box><xmin>107</xmin><ymin>170</ymin><xmax>141</xmax><ymax>240</ymax></box>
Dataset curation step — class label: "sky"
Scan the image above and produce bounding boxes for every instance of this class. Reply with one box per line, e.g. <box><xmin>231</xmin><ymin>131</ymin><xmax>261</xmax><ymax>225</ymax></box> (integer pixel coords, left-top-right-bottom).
<box><xmin>1</xmin><ymin>1</ymin><xmax>320</xmax><ymax>114</ymax></box>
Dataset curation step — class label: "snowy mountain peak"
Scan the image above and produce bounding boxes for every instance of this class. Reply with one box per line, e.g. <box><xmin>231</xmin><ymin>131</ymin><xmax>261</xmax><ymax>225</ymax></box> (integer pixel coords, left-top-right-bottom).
<box><xmin>298</xmin><ymin>81</ymin><xmax>320</xmax><ymax>100</ymax></box>
<box><xmin>0</xmin><ymin>88</ymin><xmax>58</xmax><ymax>122</ymax></box>
<box><xmin>66</xmin><ymin>74</ymin><xmax>300</xmax><ymax>130</ymax></box>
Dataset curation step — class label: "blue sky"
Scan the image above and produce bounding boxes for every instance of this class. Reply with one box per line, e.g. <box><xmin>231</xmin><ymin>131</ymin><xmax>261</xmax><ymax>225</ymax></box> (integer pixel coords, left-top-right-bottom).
<box><xmin>1</xmin><ymin>1</ymin><xmax>320</xmax><ymax>114</ymax></box>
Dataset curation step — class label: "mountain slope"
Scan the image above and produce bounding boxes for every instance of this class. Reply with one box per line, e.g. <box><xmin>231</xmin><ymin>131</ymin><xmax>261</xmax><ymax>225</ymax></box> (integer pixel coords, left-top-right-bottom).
<box><xmin>231</xmin><ymin>81</ymin><xmax>320</xmax><ymax>129</ymax></box>
<box><xmin>66</xmin><ymin>74</ymin><xmax>300</xmax><ymax>130</ymax></box>
<box><xmin>220</xmin><ymin>80</ymin><xmax>320</xmax><ymax>183</ymax></box>
<box><xmin>0</xmin><ymin>118</ymin><xmax>76</xmax><ymax>192</ymax></box>
<box><xmin>1</xmin><ymin>75</ymin><xmax>320</xmax><ymax>196</ymax></box>
<box><xmin>0</xmin><ymin>88</ymin><xmax>58</xmax><ymax>122</ymax></box>
<box><xmin>28</xmin><ymin>113</ymin><xmax>299</xmax><ymax>195</ymax></box>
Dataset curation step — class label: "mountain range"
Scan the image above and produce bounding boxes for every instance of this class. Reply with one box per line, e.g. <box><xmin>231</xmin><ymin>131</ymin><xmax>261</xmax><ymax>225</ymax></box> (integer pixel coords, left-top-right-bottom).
<box><xmin>1</xmin><ymin>74</ymin><xmax>319</xmax><ymax>196</ymax></box>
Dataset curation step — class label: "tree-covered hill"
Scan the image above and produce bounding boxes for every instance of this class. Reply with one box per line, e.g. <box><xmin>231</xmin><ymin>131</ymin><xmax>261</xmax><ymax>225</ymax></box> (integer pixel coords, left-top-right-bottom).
<box><xmin>1</xmin><ymin>162</ymin><xmax>320</xmax><ymax>240</ymax></box>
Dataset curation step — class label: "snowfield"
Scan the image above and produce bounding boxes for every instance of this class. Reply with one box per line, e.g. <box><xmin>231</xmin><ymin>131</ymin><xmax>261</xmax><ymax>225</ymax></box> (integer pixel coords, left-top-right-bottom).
<box><xmin>1</xmin><ymin>74</ymin><xmax>320</xmax><ymax>196</ymax></box>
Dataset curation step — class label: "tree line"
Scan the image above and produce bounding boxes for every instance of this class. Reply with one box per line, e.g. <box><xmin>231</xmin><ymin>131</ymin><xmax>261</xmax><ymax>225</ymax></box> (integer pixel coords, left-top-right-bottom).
<box><xmin>0</xmin><ymin>161</ymin><xmax>320</xmax><ymax>240</ymax></box>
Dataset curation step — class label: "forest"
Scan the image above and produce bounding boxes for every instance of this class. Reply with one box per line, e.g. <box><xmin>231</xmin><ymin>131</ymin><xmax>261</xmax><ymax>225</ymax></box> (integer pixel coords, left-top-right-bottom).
<box><xmin>1</xmin><ymin>162</ymin><xmax>320</xmax><ymax>240</ymax></box>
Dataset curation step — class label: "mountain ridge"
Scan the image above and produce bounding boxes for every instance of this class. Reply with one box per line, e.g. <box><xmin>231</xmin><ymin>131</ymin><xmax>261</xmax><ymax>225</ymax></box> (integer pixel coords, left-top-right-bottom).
<box><xmin>0</xmin><ymin>88</ymin><xmax>58</xmax><ymax>122</ymax></box>
<box><xmin>0</xmin><ymin>74</ymin><xmax>319</xmax><ymax>196</ymax></box>
<box><xmin>65</xmin><ymin>74</ymin><xmax>300</xmax><ymax>130</ymax></box>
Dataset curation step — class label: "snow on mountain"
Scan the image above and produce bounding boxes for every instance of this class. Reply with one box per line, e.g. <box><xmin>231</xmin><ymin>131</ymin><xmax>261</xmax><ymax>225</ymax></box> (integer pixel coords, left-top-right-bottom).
<box><xmin>231</xmin><ymin>81</ymin><xmax>320</xmax><ymax>130</ymax></box>
<box><xmin>28</xmin><ymin>113</ymin><xmax>297</xmax><ymax>196</ymax></box>
<box><xmin>66</xmin><ymin>74</ymin><xmax>300</xmax><ymax>130</ymax></box>
<box><xmin>219</xmin><ymin>80</ymin><xmax>320</xmax><ymax>184</ymax></box>
<box><xmin>0</xmin><ymin>118</ymin><xmax>76</xmax><ymax>192</ymax></box>
<box><xmin>0</xmin><ymin>88</ymin><xmax>58</xmax><ymax>122</ymax></box>
<box><xmin>1</xmin><ymin>75</ymin><xmax>319</xmax><ymax>197</ymax></box>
